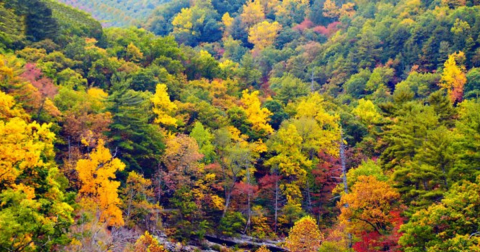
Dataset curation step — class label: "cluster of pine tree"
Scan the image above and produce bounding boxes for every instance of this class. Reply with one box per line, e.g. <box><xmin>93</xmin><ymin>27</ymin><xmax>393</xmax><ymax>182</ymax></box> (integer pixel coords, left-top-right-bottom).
<box><xmin>1</xmin><ymin>0</ymin><xmax>480</xmax><ymax>251</ymax></box>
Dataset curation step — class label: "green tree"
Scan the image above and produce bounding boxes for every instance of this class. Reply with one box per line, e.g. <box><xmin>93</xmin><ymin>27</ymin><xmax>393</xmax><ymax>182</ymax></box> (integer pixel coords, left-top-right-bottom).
<box><xmin>106</xmin><ymin>80</ymin><xmax>164</xmax><ymax>178</ymax></box>
<box><xmin>399</xmin><ymin>176</ymin><xmax>480</xmax><ymax>251</ymax></box>
<box><xmin>190</xmin><ymin>121</ymin><xmax>215</xmax><ymax>163</ymax></box>
<box><xmin>270</xmin><ymin>74</ymin><xmax>310</xmax><ymax>105</ymax></box>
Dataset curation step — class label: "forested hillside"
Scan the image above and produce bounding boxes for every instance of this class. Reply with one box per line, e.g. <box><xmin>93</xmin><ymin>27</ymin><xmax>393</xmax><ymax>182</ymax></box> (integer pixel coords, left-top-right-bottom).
<box><xmin>1</xmin><ymin>0</ymin><xmax>480</xmax><ymax>251</ymax></box>
<box><xmin>57</xmin><ymin>0</ymin><xmax>171</xmax><ymax>27</ymax></box>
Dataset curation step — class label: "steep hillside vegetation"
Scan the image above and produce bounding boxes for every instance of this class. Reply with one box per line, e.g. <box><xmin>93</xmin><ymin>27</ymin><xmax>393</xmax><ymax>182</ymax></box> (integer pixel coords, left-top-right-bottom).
<box><xmin>57</xmin><ymin>0</ymin><xmax>171</xmax><ymax>27</ymax></box>
<box><xmin>1</xmin><ymin>0</ymin><xmax>480</xmax><ymax>251</ymax></box>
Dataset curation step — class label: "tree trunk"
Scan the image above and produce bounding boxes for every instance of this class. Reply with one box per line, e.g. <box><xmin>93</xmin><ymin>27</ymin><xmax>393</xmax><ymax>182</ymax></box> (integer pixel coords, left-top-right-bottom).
<box><xmin>340</xmin><ymin>131</ymin><xmax>352</xmax><ymax>248</ymax></box>
<box><xmin>274</xmin><ymin>169</ymin><xmax>279</xmax><ymax>233</ymax></box>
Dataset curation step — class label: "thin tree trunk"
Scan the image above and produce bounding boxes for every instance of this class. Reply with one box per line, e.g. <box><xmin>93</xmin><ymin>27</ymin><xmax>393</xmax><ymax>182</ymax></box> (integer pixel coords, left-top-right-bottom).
<box><xmin>340</xmin><ymin>131</ymin><xmax>352</xmax><ymax>248</ymax></box>
<box><xmin>223</xmin><ymin>190</ymin><xmax>232</xmax><ymax>218</ymax></box>
<box><xmin>274</xmin><ymin>168</ymin><xmax>279</xmax><ymax>233</ymax></box>
<box><xmin>306</xmin><ymin>180</ymin><xmax>313</xmax><ymax>213</ymax></box>
<box><xmin>245</xmin><ymin>161</ymin><xmax>251</xmax><ymax>233</ymax></box>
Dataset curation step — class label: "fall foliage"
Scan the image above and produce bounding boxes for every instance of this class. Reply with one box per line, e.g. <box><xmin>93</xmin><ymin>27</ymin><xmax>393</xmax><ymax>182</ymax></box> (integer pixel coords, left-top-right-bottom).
<box><xmin>284</xmin><ymin>216</ymin><xmax>324</xmax><ymax>252</ymax></box>
<box><xmin>76</xmin><ymin>139</ymin><xmax>126</xmax><ymax>227</ymax></box>
<box><xmin>3</xmin><ymin>0</ymin><xmax>480</xmax><ymax>250</ymax></box>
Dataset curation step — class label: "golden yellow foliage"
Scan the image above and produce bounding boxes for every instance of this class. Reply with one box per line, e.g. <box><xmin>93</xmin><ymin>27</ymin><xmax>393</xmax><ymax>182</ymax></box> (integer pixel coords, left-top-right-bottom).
<box><xmin>222</xmin><ymin>12</ymin><xmax>234</xmax><ymax>37</ymax></box>
<box><xmin>44</xmin><ymin>98</ymin><xmax>61</xmax><ymax>117</ymax></box>
<box><xmin>0</xmin><ymin>90</ymin><xmax>28</xmax><ymax>120</ymax></box>
<box><xmin>284</xmin><ymin>216</ymin><xmax>323</xmax><ymax>252</ymax></box>
<box><xmin>323</xmin><ymin>0</ymin><xmax>339</xmax><ymax>18</ymax></box>
<box><xmin>339</xmin><ymin>176</ymin><xmax>400</xmax><ymax>234</ymax></box>
<box><xmin>352</xmin><ymin>98</ymin><xmax>382</xmax><ymax>124</ymax></box>
<box><xmin>172</xmin><ymin>7</ymin><xmax>204</xmax><ymax>34</ymax></box>
<box><xmin>151</xmin><ymin>83</ymin><xmax>178</xmax><ymax>127</ymax></box>
<box><xmin>440</xmin><ymin>52</ymin><xmax>466</xmax><ymax>103</ymax></box>
<box><xmin>241</xmin><ymin>0</ymin><xmax>265</xmax><ymax>28</ymax></box>
<box><xmin>0</xmin><ymin>91</ymin><xmax>55</xmax><ymax>186</ymax></box>
<box><xmin>240</xmin><ymin>89</ymin><xmax>273</xmax><ymax>135</ymax></box>
<box><xmin>248</xmin><ymin>21</ymin><xmax>282</xmax><ymax>50</ymax></box>
<box><xmin>76</xmin><ymin>139</ymin><xmax>126</xmax><ymax>227</ymax></box>
<box><xmin>134</xmin><ymin>231</ymin><xmax>167</xmax><ymax>252</ymax></box>
<box><xmin>256</xmin><ymin>245</ymin><xmax>272</xmax><ymax>252</ymax></box>
<box><xmin>339</xmin><ymin>2</ymin><xmax>356</xmax><ymax>18</ymax></box>
<box><xmin>295</xmin><ymin>93</ymin><xmax>341</xmax><ymax>156</ymax></box>
<box><xmin>126</xmin><ymin>43</ymin><xmax>144</xmax><ymax>63</ymax></box>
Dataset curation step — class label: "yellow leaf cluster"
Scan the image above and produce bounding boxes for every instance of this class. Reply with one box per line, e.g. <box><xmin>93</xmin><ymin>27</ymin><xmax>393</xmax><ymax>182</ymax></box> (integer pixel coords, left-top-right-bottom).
<box><xmin>248</xmin><ymin>21</ymin><xmax>282</xmax><ymax>50</ymax></box>
<box><xmin>353</xmin><ymin>98</ymin><xmax>382</xmax><ymax>124</ymax></box>
<box><xmin>76</xmin><ymin>139</ymin><xmax>126</xmax><ymax>226</ymax></box>
<box><xmin>241</xmin><ymin>89</ymin><xmax>273</xmax><ymax>135</ymax></box>
<box><xmin>172</xmin><ymin>7</ymin><xmax>205</xmax><ymax>34</ymax></box>
<box><xmin>339</xmin><ymin>175</ymin><xmax>400</xmax><ymax>234</ymax></box>
<box><xmin>0</xmin><ymin>94</ymin><xmax>55</xmax><ymax>186</ymax></box>
<box><xmin>241</xmin><ymin>0</ymin><xmax>265</xmax><ymax>28</ymax></box>
<box><xmin>323</xmin><ymin>0</ymin><xmax>339</xmax><ymax>18</ymax></box>
<box><xmin>440</xmin><ymin>52</ymin><xmax>466</xmax><ymax>103</ymax></box>
<box><xmin>284</xmin><ymin>215</ymin><xmax>323</xmax><ymax>252</ymax></box>
<box><xmin>256</xmin><ymin>246</ymin><xmax>272</xmax><ymax>252</ymax></box>
<box><xmin>295</xmin><ymin>93</ymin><xmax>341</xmax><ymax>156</ymax></box>
<box><xmin>126</xmin><ymin>43</ymin><xmax>144</xmax><ymax>63</ymax></box>
<box><xmin>222</xmin><ymin>12</ymin><xmax>234</xmax><ymax>37</ymax></box>
<box><xmin>0</xmin><ymin>90</ymin><xmax>28</xmax><ymax>120</ymax></box>
<box><xmin>133</xmin><ymin>231</ymin><xmax>168</xmax><ymax>252</ymax></box>
<box><xmin>151</xmin><ymin>83</ymin><xmax>178</xmax><ymax>127</ymax></box>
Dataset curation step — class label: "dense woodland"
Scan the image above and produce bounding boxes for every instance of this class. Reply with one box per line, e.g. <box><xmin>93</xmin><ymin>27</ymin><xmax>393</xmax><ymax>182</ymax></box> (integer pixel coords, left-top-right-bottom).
<box><xmin>57</xmin><ymin>0</ymin><xmax>171</xmax><ymax>27</ymax></box>
<box><xmin>1</xmin><ymin>0</ymin><xmax>480</xmax><ymax>251</ymax></box>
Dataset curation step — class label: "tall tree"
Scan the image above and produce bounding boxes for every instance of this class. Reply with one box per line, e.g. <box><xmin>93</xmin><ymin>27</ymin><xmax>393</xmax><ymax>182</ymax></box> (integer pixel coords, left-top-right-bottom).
<box><xmin>440</xmin><ymin>52</ymin><xmax>467</xmax><ymax>104</ymax></box>
<box><xmin>76</xmin><ymin>139</ymin><xmax>126</xmax><ymax>227</ymax></box>
<box><xmin>106</xmin><ymin>81</ymin><xmax>164</xmax><ymax>176</ymax></box>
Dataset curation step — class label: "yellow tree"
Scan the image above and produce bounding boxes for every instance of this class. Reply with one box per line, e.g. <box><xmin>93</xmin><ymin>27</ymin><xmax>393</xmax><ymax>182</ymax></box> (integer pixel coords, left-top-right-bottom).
<box><xmin>240</xmin><ymin>0</ymin><xmax>265</xmax><ymax>28</ymax></box>
<box><xmin>339</xmin><ymin>3</ymin><xmax>356</xmax><ymax>18</ymax></box>
<box><xmin>352</xmin><ymin>98</ymin><xmax>382</xmax><ymax>125</ymax></box>
<box><xmin>151</xmin><ymin>83</ymin><xmax>178</xmax><ymax>127</ymax></box>
<box><xmin>0</xmin><ymin>92</ymin><xmax>52</xmax><ymax>186</ymax></box>
<box><xmin>284</xmin><ymin>215</ymin><xmax>324</xmax><ymax>252</ymax></box>
<box><xmin>222</xmin><ymin>12</ymin><xmax>234</xmax><ymax>37</ymax></box>
<box><xmin>295</xmin><ymin>93</ymin><xmax>341</xmax><ymax>156</ymax></box>
<box><xmin>76</xmin><ymin>139</ymin><xmax>126</xmax><ymax>227</ymax></box>
<box><xmin>240</xmin><ymin>89</ymin><xmax>274</xmax><ymax>135</ymax></box>
<box><xmin>0</xmin><ymin>91</ymin><xmax>74</xmax><ymax>251</ymax></box>
<box><xmin>439</xmin><ymin>52</ymin><xmax>466</xmax><ymax>103</ymax></box>
<box><xmin>248</xmin><ymin>21</ymin><xmax>282</xmax><ymax>50</ymax></box>
<box><xmin>339</xmin><ymin>176</ymin><xmax>400</xmax><ymax>235</ymax></box>
<box><xmin>132</xmin><ymin>231</ymin><xmax>168</xmax><ymax>252</ymax></box>
<box><xmin>126</xmin><ymin>43</ymin><xmax>144</xmax><ymax>63</ymax></box>
<box><xmin>0</xmin><ymin>89</ymin><xmax>28</xmax><ymax>121</ymax></box>
<box><xmin>265</xmin><ymin>123</ymin><xmax>310</xmax><ymax>228</ymax></box>
<box><xmin>323</xmin><ymin>0</ymin><xmax>339</xmax><ymax>18</ymax></box>
<box><xmin>172</xmin><ymin>8</ymin><xmax>197</xmax><ymax>34</ymax></box>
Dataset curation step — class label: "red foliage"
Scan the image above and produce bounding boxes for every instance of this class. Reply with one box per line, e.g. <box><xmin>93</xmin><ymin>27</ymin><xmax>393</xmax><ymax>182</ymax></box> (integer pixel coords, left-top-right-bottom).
<box><xmin>231</xmin><ymin>181</ymin><xmax>259</xmax><ymax>211</ymax></box>
<box><xmin>21</xmin><ymin>63</ymin><xmax>57</xmax><ymax>99</ymax></box>
<box><xmin>352</xmin><ymin>211</ymin><xmax>405</xmax><ymax>252</ymax></box>
<box><xmin>313</xmin><ymin>22</ymin><xmax>341</xmax><ymax>37</ymax></box>
<box><xmin>311</xmin><ymin>151</ymin><xmax>341</xmax><ymax>217</ymax></box>
<box><xmin>293</xmin><ymin>19</ymin><xmax>314</xmax><ymax>33</ymax></box>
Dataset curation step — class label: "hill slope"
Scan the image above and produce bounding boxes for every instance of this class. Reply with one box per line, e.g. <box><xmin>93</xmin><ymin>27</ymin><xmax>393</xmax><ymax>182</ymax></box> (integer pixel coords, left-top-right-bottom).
<box><xmin>57</xmin><ymin>0</ymin><xmax>171</xmax><ymax>27</ymax></box>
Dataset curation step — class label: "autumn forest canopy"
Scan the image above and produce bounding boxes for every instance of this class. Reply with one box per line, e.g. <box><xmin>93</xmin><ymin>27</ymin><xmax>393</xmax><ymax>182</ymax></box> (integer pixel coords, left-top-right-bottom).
<box><xmin>2</xmin><ymin>0</ymin><xmax>480</xmax><ymax>251</ymax></box>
